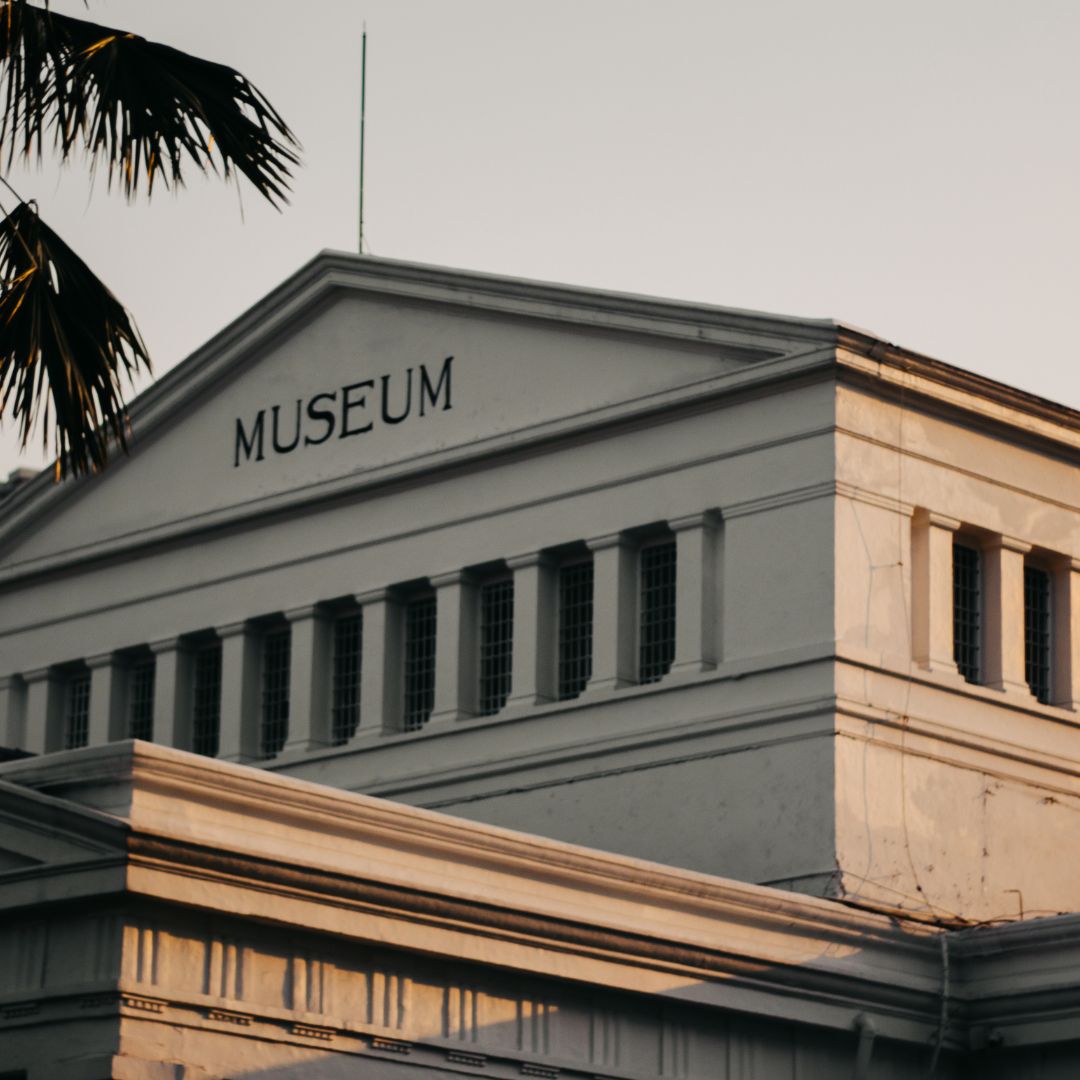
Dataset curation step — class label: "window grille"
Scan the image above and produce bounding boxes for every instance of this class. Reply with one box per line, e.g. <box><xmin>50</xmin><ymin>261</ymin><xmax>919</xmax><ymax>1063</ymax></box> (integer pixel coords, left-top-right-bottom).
<box><xmin>260</xmin><ymin>628</ymin><xmax>291</xmax><ymax>759</ymax></box>
<box><xmin>1025</xmin><ymin>566</ymin><xmax>1052</xmax><ymax>704</ymax></box>
<box><xmin>639</xmin><ymin>540</ymin><xmax>677</xmax><ymax>684</ymax></box>
<box><xmin>479</xmin><ymin>579</ymin><xmax>514</xmax><ymax>715</ymax></box>
<box><xmin>403</xmin><ymin>596</ymin><xmax>437</xmax><ymax>731</ymax></box>
<box><xmin>127</xmin><ymin>657</ymin><xmax>156</xmax><ymax>741</ymax></box>
<box><xmin>953</xmin><ymin>542</ymin><xmax>981</xmax><ymax>683</ymax></box>
<box><xmin>64</xmin><ymin>671</ymin><xmax>91</xmax><ymax>750</ymax></box>
<box><xmin>332</xmin><ymin>612</ymin><xmax>363</xmax><ymax>745</ymax></box>
<box><xmin>558</xmin><ymin>561</ymin><xmax>593</xmax><ymax>700</ymax></box>
<box><xmin>191</xmin><ymin>642</ymin><xmax>222</xmax><ymax>757</ymax></box>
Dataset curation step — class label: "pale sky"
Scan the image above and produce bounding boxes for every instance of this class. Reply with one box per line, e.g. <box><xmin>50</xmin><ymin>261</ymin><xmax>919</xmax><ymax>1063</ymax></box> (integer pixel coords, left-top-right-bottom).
<box><xmin>2</xmin><ymin>0</ymin><xmax>1079</xmax><ymax>476</ymax></box>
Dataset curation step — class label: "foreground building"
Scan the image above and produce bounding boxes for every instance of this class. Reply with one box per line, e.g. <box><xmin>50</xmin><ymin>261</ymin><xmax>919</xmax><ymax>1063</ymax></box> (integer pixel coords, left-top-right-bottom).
<box><xmin>0</xmin><ymin>254</ymin><xmax>1078</xmax><ymax>1076</ymax></box>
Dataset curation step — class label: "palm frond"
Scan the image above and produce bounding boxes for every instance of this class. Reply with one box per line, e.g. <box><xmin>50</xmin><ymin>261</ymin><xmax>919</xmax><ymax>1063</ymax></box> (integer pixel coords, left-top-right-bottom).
<box><xmin>0</xmin><ymin>1</ymin><xmax>299</xmax><ymax>204</ymax></box>
<box><xmin>0</xmin><ymin>199</ymin><xmax>150</xmax><ymax>477</ymax></box>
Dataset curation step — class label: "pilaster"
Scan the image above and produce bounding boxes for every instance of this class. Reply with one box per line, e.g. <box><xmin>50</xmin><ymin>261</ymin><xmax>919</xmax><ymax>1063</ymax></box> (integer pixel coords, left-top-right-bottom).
<box><xmin>86</xmin><ymin>653</ymin><xmax>123</xmax><ymax>746</ymax></box>
<box><xmin>669</xmin><ymin>512</ymin><xmax>720</xmax><ymax>675</ymax></box>
<box><xmin>585</xmin><ymin>534</ymin><xmax>636</xmax><ymax>693</ymax></box>
<box><xmin>217</xmin><ymin>621</ymin><xmax>260</xmax><ymax>762</ymax></box>
<box><xmin>506</xmin><ymin>552</ymin><xmax>557</xmax><ymax>708</ymax></box>
<box><xmin>150</xmin><ymin>638</ymin><xmax>190</xmax><ymax>749</ymax></box>
<box><xmin>1053</xmin><ymin>557</ymin><xmax>1080</xmax><ymax>710</ymax></box>
<box><xmin>430</xmin><ymin>571</ymin><xmax>479</xmax><ymax>724</ymax></box>
<box><xmin>983</xmin><ymin>536</ymin><xmax>1034</xmax><ymax>696</ymax></box>
<box><xmin>284</xmin><ymin>605</ymin><xmax>332</xmax><ymax>753</ymax></box>
<box><xmin>22</xmin><ymin>667</ymin><xmax>59</xmax><ymax>755</ymax></box>
<box><xmin>911</xmin><ymin>510</ymin><xmax>961</xmax><ymax>674</ymax></box>
<box><xmin>358</xmin><ymin>589</ymin><xmax>402</xmax><ymax>734</ymax></box>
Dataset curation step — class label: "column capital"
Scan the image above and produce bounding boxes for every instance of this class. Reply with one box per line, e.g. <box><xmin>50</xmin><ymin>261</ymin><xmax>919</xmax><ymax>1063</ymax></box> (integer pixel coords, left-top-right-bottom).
<box><xmin>216</xmin><ymin>620</ymin><xmax>251</xmax><ymax>640</ymax></box>
<box><xmin>0</xmin><ymin>673</ymin><xmax>24</xmax><ymax>691</ymax></box>
<box><xmin>430</xmin><ymin>569</ymin><xmax>470</xmax><ymax>589</ymax></box>
<box><xmin>85</xmin><ymin>652</ymin><xmax>117</xmax><ymax>670</ymax></box>
<box><xmin>506</xmin><ymin>551</ymin><xmax>553</xmax><ymax>572</ymax></box>
<box><xmin>985</xmin><ymin>534</ymin><xmax>1033</xmax><ymax>556</ymax></box>
<box><xmin>284</xmin><ymin>603</ymin><xmax>327</xmax><ymax>623</ymax></box>
<box><xmin>356</xmin><ymin>586</ymin><xmax>394</xmax><ymax>606</ymax></box>
<box><xmin>912</xmin><ymin>508</ymin><xmax>962</xmax><ymax>532</ymax></box>
<box><xmin>149</xmin><ymin>636</ymin><xmax>186</xmax><ymax>655</ymax></box>
<box><xmin>585</xmin><ymin>532</ymin><xmax>632</xmax><ymax>553</ymax></box>
<box><xmin>669</xmin><ymin>509</ymin><xmax>721</xmax><ymax>533</ymax></box>
<box><xmin>21</xmin><ymin>666</ymin><xmax>55</xmax><ymax>685</ymax></box>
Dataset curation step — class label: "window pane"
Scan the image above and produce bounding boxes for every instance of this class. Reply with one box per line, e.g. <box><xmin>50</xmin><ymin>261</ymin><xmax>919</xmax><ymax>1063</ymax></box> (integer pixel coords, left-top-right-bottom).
<box><xmin>639</xmin><ymin>541</ymin><xmax>677</xmax><ymax>684</ymax></box>
<box><xmin>953</xmin><ymin>543</ymin><xmax>981</xmax><ymax>683</ymax></box>
<box><xmin>128</xmin><ymin>657</ymin><xmax>156</xmax><ymax>741</ymax></box>
<box><xmin>559</xmin><ymin>561</ymin><xmax>593</xmax><ymax>700</ymax></box>
<box><xmin>64</xmin><ymin>672</ymin><xmax>91</xmax><ymax>750</ymax></box>
<box><xmin>403</xmin><ymin>596</ymin><xmax>437</xmax><ymax>731</ymax></box>
<box><xmin>192</xmin><ymin>643</ymin><xmax>222</xmax><ymax>757</ymax></box>
<box><xmin>1025</xmin><ymin>566</ymin><xmax>1052</xmax><ymax>704</ymax></box>
<box><xmin>479</xmin><ymin>579</ymin><xmax>514</xmax><ymax>716</ymax></box>
<box><xmin>261</xmin><ymin>629</ymin><xmax>291</xmax><ymax>759</ymax></box>
<box><xmin>332</xmin><ymin>612</ymin><xmax>363</xmax><ymax>745</ymax></box>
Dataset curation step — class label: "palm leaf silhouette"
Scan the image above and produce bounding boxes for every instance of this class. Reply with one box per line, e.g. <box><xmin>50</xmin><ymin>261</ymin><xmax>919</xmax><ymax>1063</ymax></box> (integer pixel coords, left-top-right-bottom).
<box><xmin>1</xmin><ymin>0</ymin><xmax>299</xmax><ymax>202</ymax></box>
<box><xmin>0</xmin><ymin>1</ymin><xmax>299</xmax><ymax>477</ymax></box>
<box><xmin>0</xmin><ymin>200</ymin><xmax>149</xmax><ymax>477</ymax></box>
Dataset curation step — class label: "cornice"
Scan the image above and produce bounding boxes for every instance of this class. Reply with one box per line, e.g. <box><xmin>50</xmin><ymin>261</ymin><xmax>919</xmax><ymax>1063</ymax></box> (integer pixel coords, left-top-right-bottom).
<box><xmin>835</xmin><ymin>339</ymin><xmax>1080</xmax><ymax>457</ymax></box>
<box><xmin>5</xmin><ymin>743</ymin><xmax>1080</xmax><ymax>1048</ymax></box>
<box><xmin>0</xmin><ymin>743</ymin><xmax>928</xmax><ymax>957</ymax></box>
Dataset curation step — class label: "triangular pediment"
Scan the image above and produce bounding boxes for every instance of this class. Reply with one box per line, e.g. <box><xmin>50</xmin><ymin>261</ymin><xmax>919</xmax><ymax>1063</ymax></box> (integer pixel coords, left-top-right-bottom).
<box><xmin>0</xmin><ymin>253</ymin><xmax>836</xmax><ymax>571</ymax></box>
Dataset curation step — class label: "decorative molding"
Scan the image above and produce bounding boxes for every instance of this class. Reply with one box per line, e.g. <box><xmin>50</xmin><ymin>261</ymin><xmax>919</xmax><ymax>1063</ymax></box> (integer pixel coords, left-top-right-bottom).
<box><xmin>121</xmin><ymin>993</ymin><xmax>166</xmax><ymax>1014</ymax></box>
<box><xmin>584</xmin><ymin>532</ymin><xmax>630</xmax><ymax>553</ymax></box>
<box><xmin>207</xmin><ymin>1007</ymin><xmax>253</xmax><ymax>1025</ymax></box>
<box><xmin>285</xmin><ymin>604</ymin><xmax>327</xmax><ymax>623</ymax></box>
<box><xmin>291</xmin><ymin>1022</ymin><xmax>334</xmax><ymax>1040</ymax></box>
<box><xmin>448</xmin><ymin>1050</ymin><xmax>488</xmax><ymax>1066</ymax></box>
<box><xmin>984</xmin><ymin>534</ymin><xmax>1033</xmax><ymax>555</ymax></box>
<box><xmin>1</xmin><ymin>1001</ymin><xmax>40</xmax><ymax>1019</ymax></box>
<box><xmin>430</xmin><ymin>569</ymin><xmax>471</xmax><ymax>589</ymax></box>
<box><xmin>355</xmin><ymin>586</ymin><xmax>394</xmax><ymax>607</ymax></box>
<box><xmin>506</xmin><ymin>551</ymin><xmax>555</xmax><ymax>572</ymax></box>
<box><xmin>148</xmin><ymin>637</ymin><xmax>187</xmax><ymax>655</ymax></box>
<box><xmin>722</xmin><ymin>483</ymin><xmax>839</xmax><ymax>520</ymax></box>
<box><xmin>371</xmin><ymin>1036</ymin><xmax>412</xmax><ymax>1054</ymax></box>
<box><xmin>911</xmin><ymin>508</ymin><xmax>961</xmax><ymax>532</ymax></box>
<box><xmin>79</xmin><ymin>994</ymin><xmax>115</xmax><ymax>1009</ymax></box>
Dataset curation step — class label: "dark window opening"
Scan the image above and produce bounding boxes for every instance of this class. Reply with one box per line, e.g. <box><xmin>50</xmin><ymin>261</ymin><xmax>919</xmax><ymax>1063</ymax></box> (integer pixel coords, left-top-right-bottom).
<box><xmin>953</xmin><ymin>543</ymin><xmax>981</xmax><ymax>683</ymax></box>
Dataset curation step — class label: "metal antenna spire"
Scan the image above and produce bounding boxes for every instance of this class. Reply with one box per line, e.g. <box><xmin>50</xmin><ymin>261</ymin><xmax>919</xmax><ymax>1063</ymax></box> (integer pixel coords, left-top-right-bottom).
<box><xmin>359</xmin><ymin>24</ymin><xmax>368</xmax><ymax>254</ymax></box>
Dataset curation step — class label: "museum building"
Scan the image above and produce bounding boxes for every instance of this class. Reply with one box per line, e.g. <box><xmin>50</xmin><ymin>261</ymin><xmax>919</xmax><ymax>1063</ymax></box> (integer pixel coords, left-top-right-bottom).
<box><xmin>0</xmin><ymin>254</ymin><xmax>1078</xmax><ymax>1077</ymax></box>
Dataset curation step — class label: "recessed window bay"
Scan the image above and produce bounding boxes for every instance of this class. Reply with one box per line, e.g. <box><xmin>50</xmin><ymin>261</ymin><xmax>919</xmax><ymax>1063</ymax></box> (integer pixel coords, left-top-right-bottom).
<box><xmin>234</xmin><ymin>355</ymin><xmax>454</xmax><ymax>467</ymax></box>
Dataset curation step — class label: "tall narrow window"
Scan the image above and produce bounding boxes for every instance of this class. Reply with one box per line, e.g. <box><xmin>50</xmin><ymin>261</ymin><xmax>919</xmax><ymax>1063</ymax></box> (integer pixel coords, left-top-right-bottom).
<box><xmin>64</xmin><ymin>671</ymin><xmax>91</xmax><ymax>750</ymax></box>
<box><xmin>403</xmin><ymin>595</ymin><xmax>436</xmax><ymax>731</ymax></box>
<box><xmin>1025</xmin><ymin>565</ymin><xmax>1052</xmax><ymax>704</ymax></box>
<box><xmin>127</xmin><ymin>657</ymin><xmax>156</xmax><ymax>741</ymax></box>
<box><xmin>332</xmin><ymin>612</ymin><xmax>363</xmax><ymax>745</ymax></box>
<box><xmin>559</xmin><ymin>561</ymin><xmax>593</xmax><ymax>700</ymax></box>
<box><xmin>191</xmin><ymin>642</ymin><xmax>222</xmax><ymax>757</ymax></box>
<box><xmin>953</xmin><ymin>542</ymin><xmax>981</xmax><ymax>683</ymax></box>
<box><xmin>639</xmin><ymin>540</ymin><xmax>677</xmax><ymax>684</ymax></box>
<box><xmin>479</xmin><ymin>579</ymin><xmax>514</xmax><ymax>716</ymax></box>
<box><xmin>260</xmin><ymin>627</ymin><xmax>291</xmax><ymax>759</ymax></box>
